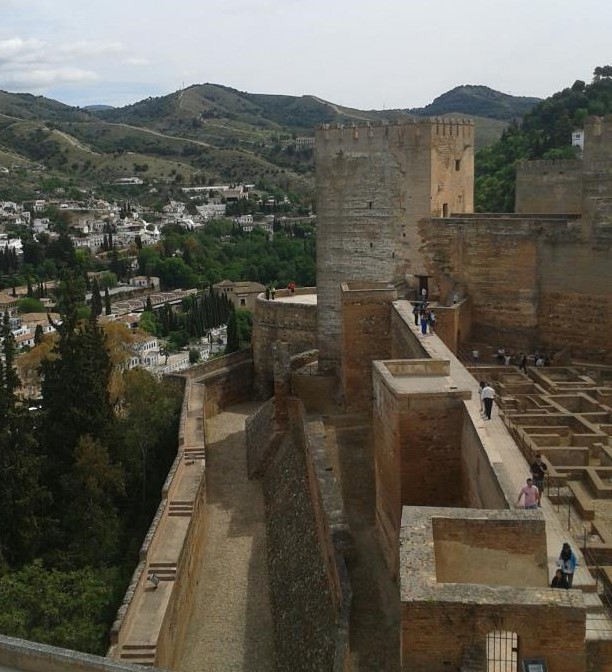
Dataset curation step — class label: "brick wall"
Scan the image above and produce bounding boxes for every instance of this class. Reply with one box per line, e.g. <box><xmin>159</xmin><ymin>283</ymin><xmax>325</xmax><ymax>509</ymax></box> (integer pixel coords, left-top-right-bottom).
<box><xmin>401</xmin><ymin>597</ymin><xmax>586</xmax><ymax>672</ymax></box>
<box><xmin>341</xmin><ymin>282</ymin><xmax>396</xmax><ymax>411</ymax></box>
<box><xmin>252</xmin><ymin>292</ymin><xmax>317</xmax><ymax>398</ymax></box>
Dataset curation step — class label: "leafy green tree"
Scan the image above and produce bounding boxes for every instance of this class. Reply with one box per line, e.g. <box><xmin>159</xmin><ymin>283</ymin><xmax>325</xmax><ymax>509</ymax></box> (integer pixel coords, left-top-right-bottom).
<box><xmin>139</xmin><ymin>310</ymin><xmax>158</xmax><ymax>335</ymax></box>
<box><xmin>16</xmin><ymin>297</ymin><xmax>45</xmax><ymax>314</ymax></box>
<box><xmin>188</xmin><ymin>348</ymin><xmax>201</xmax><ymax>364</ymax></box>
<box><xmin>0</xmin><ymin>560</ymin><xmax>119</xmax><ymax>655</ymax></box>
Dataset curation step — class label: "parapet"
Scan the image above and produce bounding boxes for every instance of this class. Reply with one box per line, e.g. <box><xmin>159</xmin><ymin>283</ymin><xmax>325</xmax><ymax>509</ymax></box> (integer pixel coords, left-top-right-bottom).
<box><xmin>315</xmin><ymin>118</ymin><xmax>474</xmax><ymax>148</ymax></box>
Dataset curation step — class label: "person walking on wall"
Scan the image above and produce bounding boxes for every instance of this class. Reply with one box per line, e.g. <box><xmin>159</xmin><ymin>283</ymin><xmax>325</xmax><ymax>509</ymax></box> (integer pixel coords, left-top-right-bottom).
<box><xmin>413</xmin><ymin>302</ymin><xmax>420</xmax><ymax>326</ymax></box>
<box><xmin>519</xmin><ymin>352</ymin><xmax>527</xmax><ymax>373</ymax></box>
<box><xmin>420</xmin><ymin>311</ymin><xmax>428</xmax><ymax>336</ymax></box>
<box><xmin>428</xmin><ymin>310</ymin><xmax>436</xmax><ymax>334</ymax></box>
<box><xmin>270</xmin><ymin>285</ymin><xmax>276</xmax><ymax>300</ymax></box>
<box><xmin>558</xmin><ymin>542</ymin><xmax>578</xmax><ymax>588</ymax></box>
<box><xmin>478</xmin><ymin>381</ymin><xmax>486</xmax><ymax>415</ymax></box>
<box><xmin>551</xmin><ymin>568</ymin><xmax>569</xmax><ymax>589</ymax></box>
<box><xmin>530</xmin><ymin>453</ymin><xmax>548</xmax><ymax>505</ymax></box>
<box><xmin>516</xmin><ymin>477</ymin><xmax>540</xmax><ymax>510</ymax></box>
<box><xmin>481</xmin><ymin>382</ymin><xmax>495</xmax><ymax>420</ymax></box>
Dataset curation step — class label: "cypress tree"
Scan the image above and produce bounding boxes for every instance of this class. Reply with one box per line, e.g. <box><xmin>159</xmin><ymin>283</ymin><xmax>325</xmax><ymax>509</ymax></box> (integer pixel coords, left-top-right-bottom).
<box><xmin>90</xmin><ymin>277</ymin><xmax>102</xmax><ymax>319</ymax></box>
<box><xmin>104</xmin><ymin>287</ymin><xmax>111</xmax><ymax>316</ymax></box>
<box><xmin>226</xmin><ymin>305</ymin><xmax>239</xmax><ymax>353</ymax></box>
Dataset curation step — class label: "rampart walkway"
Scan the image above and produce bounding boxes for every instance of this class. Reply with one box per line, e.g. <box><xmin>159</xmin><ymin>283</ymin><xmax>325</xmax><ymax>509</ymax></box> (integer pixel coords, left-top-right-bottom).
<box><xmin>177</xmin><ymin>401</ymin><xmax>275</xmax><ymax>672</ymax></box>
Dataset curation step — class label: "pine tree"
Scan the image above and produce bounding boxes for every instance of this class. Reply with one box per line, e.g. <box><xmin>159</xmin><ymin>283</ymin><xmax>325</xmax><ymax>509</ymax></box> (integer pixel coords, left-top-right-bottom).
<box><xmin>40</xmin><ymin>274</ymin><xmax>114</xmax><ymax>478</ymax></box>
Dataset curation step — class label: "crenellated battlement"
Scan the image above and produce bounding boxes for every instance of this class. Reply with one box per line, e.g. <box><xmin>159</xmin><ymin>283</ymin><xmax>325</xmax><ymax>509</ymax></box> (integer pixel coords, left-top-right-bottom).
<box><xmin>517</xmin><ymin>159</ymin><xmax>582</xmax><ymax>173</ymax></box>
<box><xmin>315</xmin><ymin>118</ymin><xmax>474</xmax><ymax>147</ymax></box>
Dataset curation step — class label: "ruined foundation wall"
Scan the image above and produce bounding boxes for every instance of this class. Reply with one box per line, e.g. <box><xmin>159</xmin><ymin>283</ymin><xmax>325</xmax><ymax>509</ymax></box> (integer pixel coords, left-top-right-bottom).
<box><xmin>260</xmin><ymin>400</ymin><xmax>351</xmax><ymax>672</ymax></box>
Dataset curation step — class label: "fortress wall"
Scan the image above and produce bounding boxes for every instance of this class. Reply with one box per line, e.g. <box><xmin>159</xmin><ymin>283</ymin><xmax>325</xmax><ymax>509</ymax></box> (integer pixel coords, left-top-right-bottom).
<box><xmin>515</xmin><ymin>160</ymin><xmax>583</xmax><ymax>214</ymax></box>
<box><xmin>261</xmin><ymin>399</ymin><xmax>351</xmax><ymax>672</ymax></box>
<box><xmin>401</xmin><ymin>589</ymin><xmax>586</xmax><ymax>672</ymax></box>
<box><xmin>315</xmin><ymin>120</ymin><xmax>473</xmax><ymax>370</ymax></box>
<box><xmin>432</xmin><ymin>298</ymin><xmax>472</xmax><ymax>353</ymax></box>
<box><xmin>252</xmin><ymin>291</ymin><xmax>317</xmax><ymax>398</ymax></box>
<box><xmin>341</xmin><ymin>282</ymin><xmax>396</xmax><ymax>411</ymax></box>
<box><xmin>419</xmin><ymin>216</ymin><xmax>612</xmax><ymax>355</ymax></box>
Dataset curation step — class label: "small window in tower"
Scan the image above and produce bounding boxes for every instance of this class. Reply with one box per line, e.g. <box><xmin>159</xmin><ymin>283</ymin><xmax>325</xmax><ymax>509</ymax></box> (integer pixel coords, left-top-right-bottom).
<box><xmin>442</xmin><ymin>203</ymin><xmax>449</xmax><ymax>217</ymax></box>
<box><xmin>455</xmin><ymin>159</ymin><xmax>461</xmax><ymax>171</ymax></box>
<box><xmin>240</xmin><ymin>298</ymin><xmax>246</xmax><ymax>306</ymax></box>
<box><xmin>368</xmin><ymin>201</ymin><xmax>373</xmax><ymax>209</ymax></box>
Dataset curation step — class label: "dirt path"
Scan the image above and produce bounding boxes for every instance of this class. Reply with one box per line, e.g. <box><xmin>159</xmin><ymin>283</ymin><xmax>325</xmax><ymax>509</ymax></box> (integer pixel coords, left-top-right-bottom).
<box><xmin>177</xmin><ymin>401</ymin><xmax>276</xmax><ymax>672</ymax></box>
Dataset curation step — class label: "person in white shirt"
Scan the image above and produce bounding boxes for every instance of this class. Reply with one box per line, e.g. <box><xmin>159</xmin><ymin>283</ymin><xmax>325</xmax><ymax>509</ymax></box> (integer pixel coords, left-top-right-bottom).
<box><xmin>481</xmin><ymin>383</ymin><xmax>495</xmax><ymax>420</ymax></box>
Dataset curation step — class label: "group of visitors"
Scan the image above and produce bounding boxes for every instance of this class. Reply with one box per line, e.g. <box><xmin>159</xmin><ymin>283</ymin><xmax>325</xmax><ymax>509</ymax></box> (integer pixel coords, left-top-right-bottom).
<box><xmin>265</xmin><ymin>285</ymin><xmax>276</xmax><ymax>300</ymax></box>
<box><xmin>512</xmin><ymin>454</ymin><xmax>579</xmax><ymax>591</ymax></box>
<box><xmin>517</xmin><ymin>351</ymin><xmax>551</xmax><ymax>372</ymax></box>
<box><xmin>552</xmin><ymin>543</ymin><xmax>579</xmax><ymax>589</ymax></box>
<box><xmin>412</xmin><ymin>301</ymin><xmax>436</xmax><ymax>336</ymax></box>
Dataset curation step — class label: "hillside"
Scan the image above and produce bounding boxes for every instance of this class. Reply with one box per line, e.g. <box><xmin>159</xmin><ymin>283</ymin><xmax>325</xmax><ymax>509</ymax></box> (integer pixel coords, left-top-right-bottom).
<box><xmin>0</xmin><ymin>82</ymin><xmax>544</xmax><ymax>202</ymax></box>
<box><xmin>408</xmin><ymin>85</ymin><xmax>540</xmax><ymax>120</ymax></box>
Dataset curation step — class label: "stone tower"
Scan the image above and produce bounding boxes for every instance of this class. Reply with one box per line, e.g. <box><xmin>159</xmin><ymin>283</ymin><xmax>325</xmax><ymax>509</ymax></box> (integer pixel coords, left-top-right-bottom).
<box><xmin>315</xmin><ymin>119</ymin><xmax>474</xmax><ymax>370</ymax></box>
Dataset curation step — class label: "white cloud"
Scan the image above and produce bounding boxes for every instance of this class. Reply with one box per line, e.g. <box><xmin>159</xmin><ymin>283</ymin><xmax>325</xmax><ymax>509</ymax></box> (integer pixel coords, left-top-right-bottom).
<box><xmin>1</xmin><ymin>67</ymin><xmax>98</xmax><ymax>89</ymax></box>
<box><xmin>58</xmin><ymin>40</ymin><xmax>123</xmax><ymax>57</ymax></box>
<box><xmin>124</xmin><ymin>57</ymin><xmax>150</xmax><ymax>66</ymax></box>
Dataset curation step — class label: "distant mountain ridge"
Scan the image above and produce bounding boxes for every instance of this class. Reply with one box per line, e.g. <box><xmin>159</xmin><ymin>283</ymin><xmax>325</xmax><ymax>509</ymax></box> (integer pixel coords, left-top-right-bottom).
<box><xmin>408</xmin><ymin>85</ymin><xmax>541</xmax><ymax>120</ymax></box>
<box><xmin>0</xmin><ymin>83</ymin><xmax>541</xmax><ymax>197</ymax></box>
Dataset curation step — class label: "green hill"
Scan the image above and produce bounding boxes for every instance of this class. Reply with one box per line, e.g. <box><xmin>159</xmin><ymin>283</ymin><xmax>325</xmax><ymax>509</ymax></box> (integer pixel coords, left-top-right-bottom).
<box><xmin>408</xmin><ymin>85</ymin><xmax>540</xmax><ymax>121</ymax></box>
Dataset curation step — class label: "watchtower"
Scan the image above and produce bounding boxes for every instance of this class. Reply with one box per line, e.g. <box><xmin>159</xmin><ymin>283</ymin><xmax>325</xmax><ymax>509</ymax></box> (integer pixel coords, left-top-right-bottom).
<box><xmin>315</xmin><ymin>119</ymin><xmax>474</xmax><ymax>370</ymax></box>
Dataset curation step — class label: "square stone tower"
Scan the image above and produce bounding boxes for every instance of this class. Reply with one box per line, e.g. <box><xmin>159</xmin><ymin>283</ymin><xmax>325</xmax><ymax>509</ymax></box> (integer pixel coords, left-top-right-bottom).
<box><xmin>315</xmin><ymin>119</ymin><xmax>474</xmax><ymax>370</ymax></box>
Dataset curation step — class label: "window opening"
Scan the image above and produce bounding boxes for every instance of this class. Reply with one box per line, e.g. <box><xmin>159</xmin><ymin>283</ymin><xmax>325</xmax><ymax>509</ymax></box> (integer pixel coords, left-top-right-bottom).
<box><xmin>486</xmin><ymin>630</ymin><xmax>518</xmax><ymax>672</ymax></box>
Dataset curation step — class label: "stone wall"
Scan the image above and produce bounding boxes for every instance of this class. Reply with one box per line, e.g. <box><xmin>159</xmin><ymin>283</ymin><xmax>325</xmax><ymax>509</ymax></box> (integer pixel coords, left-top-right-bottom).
<box><xmin>315</xmin><ymin>119</ymin><xmax>473</xmax><ymax>370</ymax></box>
<box><xmin>258</xmin><ymin>399</ymin><xmax>352</xmax><ymax>672</ymax></box>
<box><xmin>252</xmin><ymin>289</ymin><xmax>317</xmax><ymax>398</ymax></box>
<box><xmin>431</xmin><ymin>297</ymin><xmax>472</xmax><ymax>353</ymax></box>
<box><xmin>0</xmin><ymin>635</ymin><xmax>159</xmax><ymax>672</ymax></box>
<box><xmin>419</xmin><ymin>215</ymin><xmax>612</xmax><ymax>357</ymax></box>
<box><xmin>515</xmin><ymin>159</ymin><xmax>583</xmax><ymax>214</ymax></box>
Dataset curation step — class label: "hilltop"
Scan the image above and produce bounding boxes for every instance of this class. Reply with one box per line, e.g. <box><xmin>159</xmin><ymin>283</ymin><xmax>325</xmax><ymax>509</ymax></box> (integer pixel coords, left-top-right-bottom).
<box><xmin>0</xmin><ymin>83</ymin><xmax>540</xmax><ymax>202</ymax></box>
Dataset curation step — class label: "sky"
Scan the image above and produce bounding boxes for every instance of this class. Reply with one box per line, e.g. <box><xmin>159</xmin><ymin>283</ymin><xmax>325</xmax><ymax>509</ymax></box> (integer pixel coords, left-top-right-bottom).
<box><xmin>0</xmin><ymin>0</ymin><xmax>610</xmax><ymax>110</ymax></box>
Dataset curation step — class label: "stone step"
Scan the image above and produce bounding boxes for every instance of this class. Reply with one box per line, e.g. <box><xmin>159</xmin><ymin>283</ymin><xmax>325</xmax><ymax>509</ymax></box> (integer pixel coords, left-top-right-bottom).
<box><xmin>568</xmin><ymin>480</ymin><xmax>595</xmax><ymax>521</ymax></box>
<box><xmin>585</xmin><ymin>612</ymin><xmax>612</xmax><ymax>640</ymax></box>
<box><xmin>583</xmin><ymin>591</ymin><xmax>606</xmax><ymax>612</ymax></box>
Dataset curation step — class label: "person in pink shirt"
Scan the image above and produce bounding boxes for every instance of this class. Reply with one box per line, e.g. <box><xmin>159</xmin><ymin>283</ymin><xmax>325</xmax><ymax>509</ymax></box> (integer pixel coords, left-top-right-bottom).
<box><xmin>516</xmin><ymin>477</ymin><xmax>540</xmax><ymax>509</ymax></box>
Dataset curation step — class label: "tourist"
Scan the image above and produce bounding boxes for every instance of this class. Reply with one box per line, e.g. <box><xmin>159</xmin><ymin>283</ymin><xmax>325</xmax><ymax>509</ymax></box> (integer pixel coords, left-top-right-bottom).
<box><xmin>519</xmin><ymin>353</ymin><xmax>527</xmax><ymax>373</ymax></box>
<box><xmin>504</xmin><ymin>353</ymin><xmax>512</xmax><ymax>366</ymax></box>
<box><xmin>472</xmin><ymin>348</ymin><xmax>479</xmax><ymax>363</ymax></box>
<box><xmin>428</xmin><ymin>310</ymin><xmax>436</xmax><ymax>333</ymax></box>
<box><xmin>530</xmin><ymin>454</ymin><xmax>548</xmax><ymax>505</ymax></box>
<box><xmin>270</xmin><ymin>285</ymin><xmax>276</xmax><ymax>300</ymax></box>
<box><xmin>496</xmin><ymin>346</ymin><xmax>506</xmax><ymax>363</ymax></box>
<box><xmin>265</xmin><ymin>287</ymin><xmax>270</xmax><ymax>301</ymax></box>
<box><xmin>550</xmin><ymin>568</ymin><xmax>569</xmax><ymax>589</ymax></box>
<box><xmin>478</xmin><ymin>381</ymin><xmax>486</xmax><ymax>415</ymax></box>
<box><xmin>420</xmin><ymin>311</ymin><xmax>428</xmax><ymax>336</ymax></box>
<box><xmin>481</xmin><ymin>382</ymin><xmax>495</xmax><ymax>420</ymax></box>
<box><xmin>558</xmin><ymin>542</ymin><xmax>578</xmax><ymax>588</ymax></box>
<box><xmin>516</xmin><ymin>477</ymin><xmax>540</xmax><ymax>510</ymax></box>
<box><xmin>413</xmin><ymin>303</ymin><xmax>420</xmax><ymax>326</ymax></box>
<box><xmin>421</xmin><ymin>287</ymin><xmax>427</xmax><ymax>302</ymax></box>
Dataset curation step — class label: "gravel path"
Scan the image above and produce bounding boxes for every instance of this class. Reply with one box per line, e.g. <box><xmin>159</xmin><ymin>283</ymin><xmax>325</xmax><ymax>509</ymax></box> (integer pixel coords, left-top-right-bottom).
<box><xmin>177</xmin><ymin>401</ymin><xmax>276</xmax><ymax>672</ymax></box>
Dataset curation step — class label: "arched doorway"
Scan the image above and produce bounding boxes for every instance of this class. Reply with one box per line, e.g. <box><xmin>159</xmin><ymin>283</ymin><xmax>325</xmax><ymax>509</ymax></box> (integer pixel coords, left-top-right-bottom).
<box><xmin>486</xmin><ymin>630</ymin><xmax>518</xmax><ymax>671</ymax></box>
